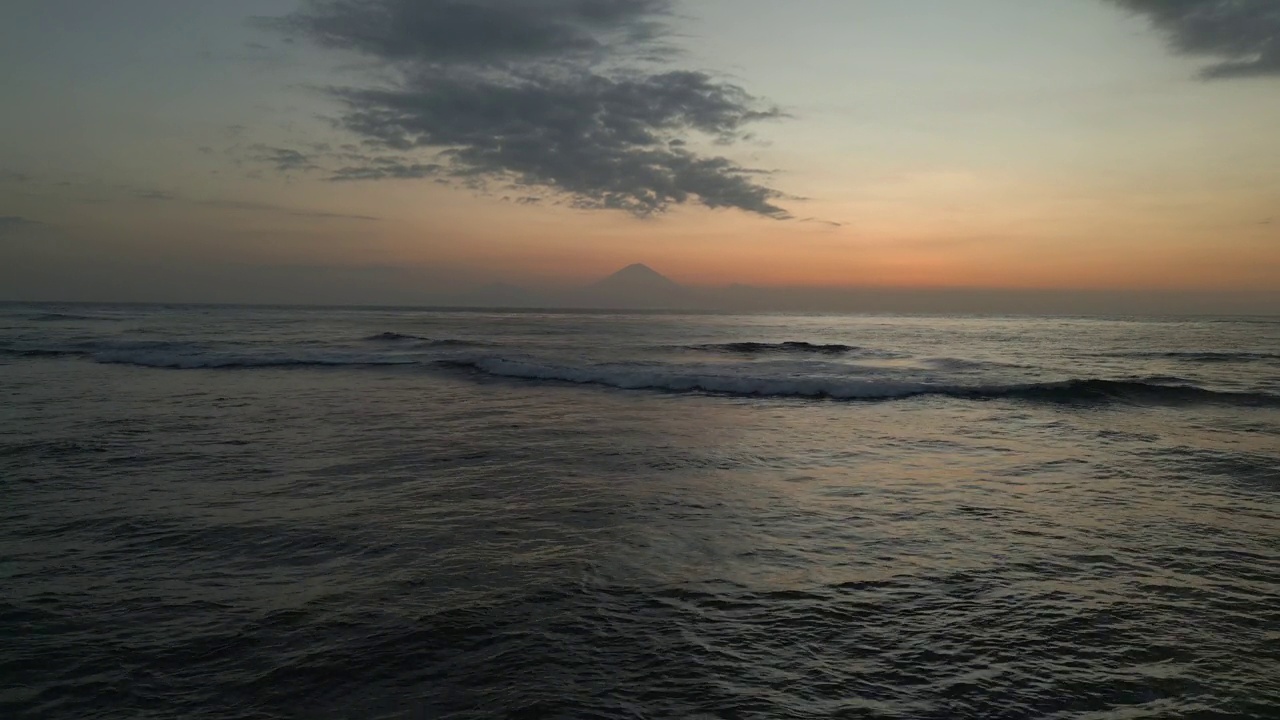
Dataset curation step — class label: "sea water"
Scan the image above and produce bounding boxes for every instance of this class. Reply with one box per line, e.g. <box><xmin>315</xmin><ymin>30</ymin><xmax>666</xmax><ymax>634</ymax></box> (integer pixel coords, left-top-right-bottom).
<box><xmin>2</xmin><ymin>304</ymin><xmax>1278</xmax><ymax>718</ymax></box>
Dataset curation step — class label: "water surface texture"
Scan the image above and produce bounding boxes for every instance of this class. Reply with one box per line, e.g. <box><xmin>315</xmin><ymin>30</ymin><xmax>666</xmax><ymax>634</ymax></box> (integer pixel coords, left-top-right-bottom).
<box><xmin>3</xmin><ymin>304</ymin><xmax>1279</xmax><ymax>719</ymax></box>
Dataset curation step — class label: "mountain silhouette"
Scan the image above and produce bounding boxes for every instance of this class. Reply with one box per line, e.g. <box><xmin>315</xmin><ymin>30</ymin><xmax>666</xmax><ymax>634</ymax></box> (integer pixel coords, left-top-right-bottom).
<box><xmin>591</xmin><ymin>263</ymin><xmax>683</xmax><ymax>293</ymax></box>
<box><xmin>571</xmin><ymin>263</ymin><xmax>692</xmax><ymax>308</ymax></box>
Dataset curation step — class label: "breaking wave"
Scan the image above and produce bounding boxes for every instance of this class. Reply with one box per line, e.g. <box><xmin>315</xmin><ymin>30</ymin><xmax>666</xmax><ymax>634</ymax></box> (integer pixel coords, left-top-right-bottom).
<box><xmin>444</xmin><ymin>358</ymin><xmax>1280</xmax><ymax>406</ymax></box>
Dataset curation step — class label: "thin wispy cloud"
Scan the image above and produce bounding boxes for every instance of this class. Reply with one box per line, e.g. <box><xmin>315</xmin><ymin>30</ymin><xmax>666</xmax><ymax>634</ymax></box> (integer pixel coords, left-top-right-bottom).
<box><xmin>201</xmin><ymin>199</ymin><xmax>380</xmax><ymax>221</ymax></box>
<box><xmin>1111</xmin><ymin>0</ymin><xmax>1280</xmax><ymax>79</ymax></box>
<box><xmin>260</xmin><ymin>0</ymin><xmax>789</xmax><ymax>218</ymax></box>
<box><xmin>0</xmin><ymin>216</ymin><xmax>42</xmax><ymax>228</ymax></box>
<box><xmin>250</xmin><ymin>145</ymin><xmax>319</xmax><ymax>172</ymax></box>
<box><xmin>0</xmin><ymin>216</ymin><xmax>44</xmax><ymax>238</ymax></box>
<box><xmin>799</xmin><ymin>217</ymin><xmax>844</xmax><ymax>228</ymax></box>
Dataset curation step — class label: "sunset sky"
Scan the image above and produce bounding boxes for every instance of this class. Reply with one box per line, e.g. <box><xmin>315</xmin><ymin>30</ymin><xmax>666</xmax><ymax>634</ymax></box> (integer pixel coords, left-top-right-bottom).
<box><xmin>2</xmin><ymin>0</ymin><xmax>1278</xmax><ymax>305</ymax></box>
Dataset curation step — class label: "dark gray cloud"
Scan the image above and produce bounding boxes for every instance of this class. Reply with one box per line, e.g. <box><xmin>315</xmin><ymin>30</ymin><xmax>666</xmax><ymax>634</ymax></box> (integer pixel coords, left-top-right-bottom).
<box><xmin>250</xmin><ymin>145</ymin><xmax>319</xmax><ymax>172</ymax></box>
<box><xmin>331</xmin><ymin>160</ymin><xmax>444</xmax><ymax>181</ymax></box>
<box><xmin>266</xmin><ymin>0</ymin><xmax>788</xmax><ymax>217</ymax></box>
<box><xmin>1112</xmin><ymin>1</ymin><xmax>1280</xmax><ymax>79</ymax></box>
<box><xmin>266</xmin><ymin>0</ymin><xmax>671</xmax><ymax>66</ymax></box>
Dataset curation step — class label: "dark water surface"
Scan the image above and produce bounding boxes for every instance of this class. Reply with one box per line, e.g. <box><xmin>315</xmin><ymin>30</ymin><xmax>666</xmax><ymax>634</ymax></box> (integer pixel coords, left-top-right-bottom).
<box><xmin>2</xmin><ymin>304</ymin><xmax>1278</xmax><ymax>719</ymax></box>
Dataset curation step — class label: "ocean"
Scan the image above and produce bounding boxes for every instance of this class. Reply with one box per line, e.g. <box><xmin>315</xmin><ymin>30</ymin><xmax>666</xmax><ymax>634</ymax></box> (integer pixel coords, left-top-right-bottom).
<box><xmin>2</xmin><ymin>303</ymin><xmax>1278</xmax><ymax>719</ymax></box>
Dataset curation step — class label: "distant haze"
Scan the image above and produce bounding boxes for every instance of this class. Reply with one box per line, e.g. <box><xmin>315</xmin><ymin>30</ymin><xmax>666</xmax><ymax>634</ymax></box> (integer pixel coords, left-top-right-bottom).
<box><xmin>3</xmin><ymin>261</ymin><xmax>1272</xmax><ymax>316</ymax></box>
<box><xmin>445</xmin><ymin>264</ymin><xmax>1280</xmax><ymax>316</ymax></box>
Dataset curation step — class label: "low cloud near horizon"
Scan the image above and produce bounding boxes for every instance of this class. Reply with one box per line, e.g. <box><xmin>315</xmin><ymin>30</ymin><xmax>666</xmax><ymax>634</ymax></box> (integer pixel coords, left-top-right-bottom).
<box><xmin>259</xmin><ymin>0</ymin><xmax>790</xmax><ymax>218</ymax></box>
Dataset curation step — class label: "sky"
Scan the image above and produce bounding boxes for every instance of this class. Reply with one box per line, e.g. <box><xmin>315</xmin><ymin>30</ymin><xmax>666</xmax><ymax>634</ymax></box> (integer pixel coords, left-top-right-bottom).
<box><xmin>1</xmin><ymin>0</ymin><xmax>1278</xmax><ymax>309</ymax></box>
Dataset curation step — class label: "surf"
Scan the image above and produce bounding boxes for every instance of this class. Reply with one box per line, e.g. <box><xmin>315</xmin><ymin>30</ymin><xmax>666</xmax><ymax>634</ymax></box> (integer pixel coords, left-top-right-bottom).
<box><xmin>444</xmin><ymin>357</ymin><xmax>1280</xmax><ymax>407</ymax></box>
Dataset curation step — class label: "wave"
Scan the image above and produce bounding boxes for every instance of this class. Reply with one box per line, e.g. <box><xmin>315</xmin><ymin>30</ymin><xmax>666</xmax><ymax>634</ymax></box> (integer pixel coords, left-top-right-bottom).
<box><xmin>0</xmin><ymin>347</ymin><xmax>90</xmax><ymax>358</ymax></box>
<box><xmin>1206</xmin><ymin>317</ymin><xmax>1280</xmax><ymax>326</ymax></box>
<box><xmin>444</xmin><ymin>358</ymin><xmax>1280</xmax><ymax>406</ymax></box>
<box><xmin>366</xmin><ymin>332</ymin><xmax>428</xmax><ymax>342</ymax></box>
<box><xmin>997</xmin><ymin>379</ymin><xmax>1278</xmax><ymax>406</ymax></box>
<box><xmin>3</xmin><ymin>339</ymin><xmax>191</xmax><ymax>357</ymax></box>
<box><xmin>365</xmin><ymin>332</ymin><xmax>478</xmax><ymax>347</ymax></box>
<box><xmin>1161</xmin><ymin>351</ymin><xmax>1280</xmax><ymax>363</ymax></box>
<box><xmin>3</xmin><ymin>339</ymin><xmax>427</xmax><ymax>368</ymax></box>
<box><xmin>9</xmin><ymin>334</ymin><xmax>1276</xmax><ymax>408</ymax></box>
<box><xmin>27</xmin><ymin>312</ymin><xmax>109</xmax><ymax>322</ymax></box>
<box><xmin>90</xmin><ymin>351</ymin><xmax>423</xmax><ymax>369</ymax></box>
<box><xmin>4</xmin><ymin>335</ymin><xmax>483</xmax><ymax>367</ymax></box>
<box><xmin>921</xmin><ymin>357</ymin><xmax>1024</xmax><ymax>371</ymax></box>
<box><xmin>696</xmin><ymin>341</ymin><xmax>902</xmax><ymax>357</ymax></box>
<box><xmin>1112</xmin><ymin>350</ymin><xmax>1280</xmax><ymax>363</ymax></box>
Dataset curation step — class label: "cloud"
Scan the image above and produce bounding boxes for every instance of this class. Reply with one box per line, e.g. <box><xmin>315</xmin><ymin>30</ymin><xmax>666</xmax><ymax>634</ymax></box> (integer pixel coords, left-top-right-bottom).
<box><xmin>0</xmin><ymin>216</ymin><xmax>44</xmax><ymax>239</ymax></box>
<box><xmin>250</xmin><ymin>144</ymin><xmax>318</xmax><ymax>172</ymax></box>
<box><xmin>1111</xmin><ymin>1</ymin><xmax>1280</xmax><ymax>79</ymax></box>
<box><xmin>133</xmin><ymin>190</ymin><xmax>379</xmax><ymax>221</ymax></box>
<box><xmin>201</xmin><ymin>199</ymin><xmax>379</xmax><ymax>221</ymax></box>
<box><xmin>263</xmin><ymin>0</ymin><xmax>788</xmax><ymax>217</ymax></box>
<box><xmin>265</xmin><ymin>0</ymin><xmax>671</xmax><ymax>66</ymax></box>
<box><xmin>330</xmin><ymin>160</ymin><xmax>443</xmax><ymax>181</ymax></box>
<box><xmin>0</xmin><ymin>216</ymin><xmax>42</xmax><ymax>229</ymax></box>
<box><xmin>800</xmin><ymin>217</ymin><xmax>844</xmax><ymax>228</ymax></box>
